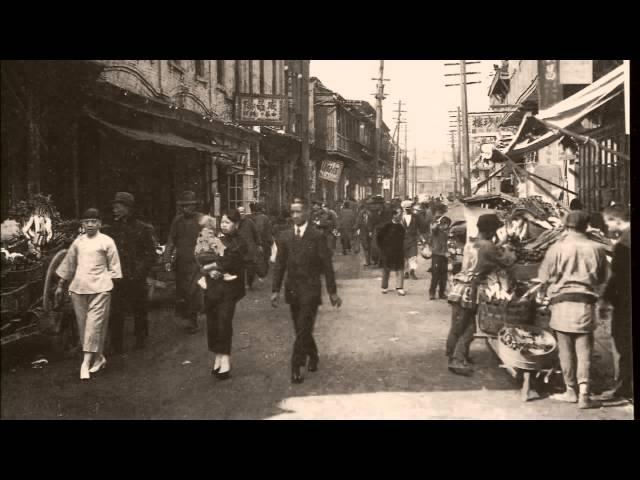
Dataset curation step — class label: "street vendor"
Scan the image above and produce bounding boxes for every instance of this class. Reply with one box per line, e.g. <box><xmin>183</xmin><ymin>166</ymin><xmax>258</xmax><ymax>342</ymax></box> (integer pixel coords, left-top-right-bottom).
<box><xmin>535</xmin><ymin>210</ymin><xmax>609</xmax><ymax>409</ymax></box>
<box><xmin>446</xmin><ymin>214</ymin><xmax>516</xmax><ymax>376</ymax></box>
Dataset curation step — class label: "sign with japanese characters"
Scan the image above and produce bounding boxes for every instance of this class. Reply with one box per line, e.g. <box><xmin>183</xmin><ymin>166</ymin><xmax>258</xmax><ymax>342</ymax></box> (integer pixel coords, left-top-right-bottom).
<box><xmin>468</xmin><ymin>113</ymin><xmax>502</xmax><ymax>136</ymax></box>
<box><xmin>236</xmin><ymin>95</ymin><xmax>286</xmax><ymax>125</ymax></box>
<box><xmin>318</xmin><ymin>159</ymin><xmax>344</xmax><ymax>183</ymax></box>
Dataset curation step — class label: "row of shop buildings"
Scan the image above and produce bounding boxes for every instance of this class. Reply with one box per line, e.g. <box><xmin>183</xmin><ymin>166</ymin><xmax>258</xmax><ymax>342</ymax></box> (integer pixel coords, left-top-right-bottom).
<box><xmin>470</xmin><ymin>60</ymin><xmax>629</xmax><ymax>212</ymax></box>
<box><xmin>1</xmin><ymin>60</ymin><xmax>395</xmax><ymax>240</ymax></box>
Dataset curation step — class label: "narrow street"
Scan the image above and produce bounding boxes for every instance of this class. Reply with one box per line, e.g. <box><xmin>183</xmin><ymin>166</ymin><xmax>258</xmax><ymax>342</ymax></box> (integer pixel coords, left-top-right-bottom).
<box><xmin>1</xmin><ymin>253</ymin><xmax>633</xmax><ymax>420</ymax></box>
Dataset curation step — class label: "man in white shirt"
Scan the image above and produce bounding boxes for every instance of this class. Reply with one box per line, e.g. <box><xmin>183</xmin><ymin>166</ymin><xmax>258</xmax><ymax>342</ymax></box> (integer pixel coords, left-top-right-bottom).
<box><xmin>55</xmin><ymin>208</ymin><xmax>122</xmax><ymax>380</ymax></box>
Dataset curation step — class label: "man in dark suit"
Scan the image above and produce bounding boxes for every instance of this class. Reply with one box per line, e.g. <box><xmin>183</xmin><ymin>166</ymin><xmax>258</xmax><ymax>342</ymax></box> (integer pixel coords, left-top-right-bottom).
<box><xmin>271</xmin><ymin>198</ymin><xmax>342</xmax><ymax>384</ymax></box>
<box><xmin>105</xmin><ymin>192</ymin><xmax>157</xmax><ymax>352</ymax></box>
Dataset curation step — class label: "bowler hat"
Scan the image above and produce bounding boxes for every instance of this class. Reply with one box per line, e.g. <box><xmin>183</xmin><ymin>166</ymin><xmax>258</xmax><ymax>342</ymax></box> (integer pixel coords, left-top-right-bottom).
<box><xmin>564</xmin><ymin>210</ymin><xmax>590</xmax><ymax>231</ymax></box>
<box><xmin>177</xmin><ymin>190</ymin><xmax>198</xmax><ymax>205</ymax></box>
<box><xmin>477</xmin><ymin>214</ymin><xmax>503</xmax><ymax>233</ymax></box>
<box><xmin>112</xmin><ymin>192</ymin><xmax>135</xmax><ymax>208</ymax></box>
<box><xmin>81</xmin><ymin>208</ymin><xmax>102</xmax><ymax>220</ymax></box>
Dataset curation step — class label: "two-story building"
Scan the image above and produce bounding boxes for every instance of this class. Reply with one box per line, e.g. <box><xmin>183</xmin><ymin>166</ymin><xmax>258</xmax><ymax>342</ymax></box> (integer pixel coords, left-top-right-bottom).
<box><xmin>310</xmin><ymin>78</ymin><xmax>393</xmax><ymax>206</ymax></box>
<box><xmin>488</xmin><ymin>60</ymin><xmax>628</xmax><ymax>210</ymax></box>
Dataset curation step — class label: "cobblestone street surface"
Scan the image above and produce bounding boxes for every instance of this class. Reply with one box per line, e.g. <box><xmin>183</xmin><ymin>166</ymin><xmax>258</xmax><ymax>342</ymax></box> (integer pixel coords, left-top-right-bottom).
<box><xmin>1</xmin><ymin>254</ymin><xmax>633</xmax><ymax>420</ymax></box>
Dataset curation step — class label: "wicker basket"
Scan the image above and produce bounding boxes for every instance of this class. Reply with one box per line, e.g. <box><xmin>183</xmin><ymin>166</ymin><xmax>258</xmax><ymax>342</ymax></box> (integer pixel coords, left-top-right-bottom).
<box><xmin>497</xmin><ymin>324</ymin><xmax>557</xmax><ymax>370</ymax></box>
<box><xmin>477</xmin><ymin>299</ymin><xmax>533</xmax><ymax>336</ymax></box>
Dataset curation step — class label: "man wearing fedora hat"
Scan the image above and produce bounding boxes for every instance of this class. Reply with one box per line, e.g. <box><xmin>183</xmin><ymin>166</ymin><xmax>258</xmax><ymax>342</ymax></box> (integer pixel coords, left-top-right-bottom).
<box><xmin>104</xmin><ymin>192</ymin><xmax>157</xmax><ymax>352</ymax></box>
<box><xmin>163</xmin><ymin>190</ymin><xmax>204</xmax><ymax>333</ymax></box>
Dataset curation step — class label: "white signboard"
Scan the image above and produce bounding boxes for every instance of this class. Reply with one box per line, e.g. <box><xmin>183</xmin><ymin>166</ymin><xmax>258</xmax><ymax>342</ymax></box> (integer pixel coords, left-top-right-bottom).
<box><xmin>318</xmin><ymin>159</ymin><xmax>343</xmax><ymax>183</ymax></box>
<box><xmin>382</xmin><ymin>179</ymin><xmax>391</xmax><ymax>190</ymax></box>
<box><xmin>560</xmin><ymin>60</ymin><xmax>593</xmax><ymax>85</ymax></box>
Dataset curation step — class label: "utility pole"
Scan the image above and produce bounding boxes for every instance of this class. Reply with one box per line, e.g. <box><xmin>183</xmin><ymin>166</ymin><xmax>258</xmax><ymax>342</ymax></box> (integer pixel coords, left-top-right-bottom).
<box><xmin>413</xmin><ymin>147</ymin><xmax>417</xmax><ymax>199</ymax></box>
<box><xmin>444</xmin><ymin>60</ymin><xmax>481</xmax><ymax>197</ymax></box>
<box><xmin>300</xmin><ymin>60</ymin><xmax>311</xmax><ymax>201</ymax></box>
<box><xmin>372</xmin><ymin>61</ymin><xmax>389</xmax><ymax>196</ymax></box>
<box><xmin>403</xmin><ymin>122</ymin><xmax>408</xmax><ymax>199</ymax></box>
<box><xmin>391</xmin><ymin>100</ymin><xmax>406</xmax><ymax>199</ymax></box>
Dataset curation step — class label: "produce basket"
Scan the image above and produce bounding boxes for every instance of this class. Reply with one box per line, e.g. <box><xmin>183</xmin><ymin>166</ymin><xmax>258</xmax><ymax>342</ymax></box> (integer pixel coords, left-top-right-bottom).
<box><xmin>497</xmin><ymin>324</ymin><xmax>557</xmax><ymax>370</ymax></box>
<box><xmin>477</xmin><ymin>297</ymin><xmax>533</xmax><ymax>336</ymax></box>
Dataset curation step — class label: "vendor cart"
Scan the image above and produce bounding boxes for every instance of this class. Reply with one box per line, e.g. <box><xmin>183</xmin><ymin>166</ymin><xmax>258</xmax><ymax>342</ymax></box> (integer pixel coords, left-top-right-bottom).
<box><xmin>1</xmin><ymin>242</ymin><xmax>78</xmax><ymax>357</ymax></box>
<box><xmin>474</xmin><ymin>288</ymin><xmax>560</xmax><ymax>402</ymax></box>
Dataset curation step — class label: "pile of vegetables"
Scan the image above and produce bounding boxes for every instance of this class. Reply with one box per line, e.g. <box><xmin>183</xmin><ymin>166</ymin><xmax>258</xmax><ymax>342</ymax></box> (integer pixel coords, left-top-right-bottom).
<box><xmin>499</xmin><ymin>326</ymin><xmax>555</xmax><ymax>356</ymax></box>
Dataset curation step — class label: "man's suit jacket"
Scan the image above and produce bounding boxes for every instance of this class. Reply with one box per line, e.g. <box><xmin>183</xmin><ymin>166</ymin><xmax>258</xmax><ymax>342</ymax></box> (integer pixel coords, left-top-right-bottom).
<box><xmin>272</xmin><ymin>224</ymin><xmax>337</xmax><ymax>305</ymax></box>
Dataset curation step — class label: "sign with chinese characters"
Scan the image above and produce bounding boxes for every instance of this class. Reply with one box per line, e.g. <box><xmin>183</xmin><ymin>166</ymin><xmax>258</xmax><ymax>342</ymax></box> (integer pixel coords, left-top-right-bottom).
<box><xmin>560</xmin><ymin>60</ymin><xmax>593</xmax><ymax>85</ymax></box>
<box><xmin>236</xmin><ymin>95</ymin><xmax>286</xmax><ymax>125</ymax></box>
<box><xmin>538</xmin><ymin>60</ymin><xmax>562</xmax><ymax>109</ymax></box>
<box><xmin>382</xmin><ymin>178</ymin><xmax>391</xmax><ymax>190</ymax></box>
<box><xmin>318</xmin><ymin>159</ymin><xmax>344</xmax><ymax>183</ymax></box>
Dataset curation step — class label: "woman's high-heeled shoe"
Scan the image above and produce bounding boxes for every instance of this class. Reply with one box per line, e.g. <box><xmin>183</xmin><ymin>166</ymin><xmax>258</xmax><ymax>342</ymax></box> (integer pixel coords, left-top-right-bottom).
<box><xmin>211</xmin><ymin>366</ymin><xmax>220</xmax><ymax>375</ymax></box>
<box><xmin>80</xmin><ymin>364</ymin><xmax>90</xmax><ymax>380</ymax></box>
<box><xmin>89</xmin><ymin>355</ymin><xmax>107</xmax><ymax>373</ymax></box>
<box><xmin>215</xmin><ymin>369</ymin><xmax>231</xmax><ymax>380</ymax></box>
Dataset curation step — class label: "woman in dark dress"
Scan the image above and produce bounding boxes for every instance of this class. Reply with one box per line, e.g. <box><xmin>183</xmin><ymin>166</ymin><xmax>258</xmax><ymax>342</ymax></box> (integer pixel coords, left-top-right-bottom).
<box><xmin>194</xmin><ymin>210</ymin><xmax>247</xmax><ymax>380</ymax></box>
<box><xmin>376</xmin><ymin>207</ymin><xmax>407</xmax><ymax>296</ymax></box>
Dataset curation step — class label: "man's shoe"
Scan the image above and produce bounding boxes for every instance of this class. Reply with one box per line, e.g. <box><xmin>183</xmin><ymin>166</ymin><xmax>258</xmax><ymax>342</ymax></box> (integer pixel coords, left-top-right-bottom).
<box><xmin>381</xmin><ymin>288</ymin><xmax>388</xmax><ymax>294</ymax></box>
<box><xmin>291</xmin><ymin>366</ymin><xmax>304</xmax><ymax>384</ymax></box>
<box><xmin>396</xmin><ymin>288</ymin><xmax>407</xmax><ymax>296</ymax></box>
<box><xmin>307</xmin><ymin>357</ymin><xmax>319</xmax><ymax>372</ymax></box>
<box><xmin>448</xmin><ymin>360</ymin><xmax>472</xmax><ymax>377</ymax></box>
<box><xmin>550</xmin><ymin>389</ymin><xmax>578</xmax><ymax>403</ymax></box>
<box><xmin>439</xmin><ymin>294</ymin><xmax>448</xmax><ymax>300</ymax></box>
<box><xmin>363</xmin><ymin>263</ymin><xmax>370</xmax><ymax>267</ymax></box>
<box><xmin>578</xmin><ymin>394</ymin><xmax>602</xmax><ymax>409</ymax></box>
<box><xmin>429</xmin><ymin>293</ymin><xmax>436</xmax><ymax>301</ymax></box>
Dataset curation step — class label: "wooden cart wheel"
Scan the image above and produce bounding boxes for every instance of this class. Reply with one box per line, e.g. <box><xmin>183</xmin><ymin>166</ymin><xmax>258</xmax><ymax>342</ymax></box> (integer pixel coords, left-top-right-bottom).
<box><xmin>43</xmin><ymin>249</ymin><xmax>68</xmax><ymax>312</ymax></box>
<box><xmin>43</xmin><ymin>249</ymin><xmax>78</xmax><ymax>356</ymax></box>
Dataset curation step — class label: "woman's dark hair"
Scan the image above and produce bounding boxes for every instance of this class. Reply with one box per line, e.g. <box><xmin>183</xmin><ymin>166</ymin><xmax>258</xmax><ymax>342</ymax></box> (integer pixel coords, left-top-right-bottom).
<box><xmin>221</xmin><ymin>209</ymin><xmax>241</xmax><ymax>223</ymax></box>
<box><xmin>511</xmin><ymin>210</ymin><xmax>527</xmax><ymax>221</ymax></box>
<box><xmin>569</xmin><ymin>198</ymin><xmax>583</xmax><ymax>210</ymax></box>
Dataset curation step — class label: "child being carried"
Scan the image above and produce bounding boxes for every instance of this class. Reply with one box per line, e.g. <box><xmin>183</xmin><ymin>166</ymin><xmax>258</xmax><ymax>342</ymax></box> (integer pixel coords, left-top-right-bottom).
<box><xmin>195</xmin><ymin>215</ymin><xmax>237</xmax><ymax>289</ymax></box>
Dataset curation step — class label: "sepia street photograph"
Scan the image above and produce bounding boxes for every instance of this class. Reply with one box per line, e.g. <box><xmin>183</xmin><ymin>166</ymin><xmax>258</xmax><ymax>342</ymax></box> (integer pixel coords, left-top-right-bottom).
<box><xmin>0</xmin><ymin>59</ymin><xmax>633</xmax><ymax>420</ymax></box>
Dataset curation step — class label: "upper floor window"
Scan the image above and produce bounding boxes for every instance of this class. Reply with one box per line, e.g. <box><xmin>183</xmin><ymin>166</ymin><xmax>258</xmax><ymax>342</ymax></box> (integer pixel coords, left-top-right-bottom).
<box><xmin>217</xmin><ymin>60</ymin><xmax>225</xmax><ymax>85</ymax></box>
<box><xmin>195</xmin><ymin>60</ymin><xmax>205</xmax><ymax>78</ymax></box>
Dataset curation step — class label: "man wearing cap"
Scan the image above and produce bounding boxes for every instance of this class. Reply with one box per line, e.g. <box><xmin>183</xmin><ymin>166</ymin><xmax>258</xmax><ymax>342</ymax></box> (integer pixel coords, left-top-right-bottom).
<box><xmin>355</xmin><ymin>199</ymin><xmax>377</xmax><ymax>267</ymax></box>
<box><xmin>447</xmin><ymin>213</ymin><xmax>514</xmax><ymax>376</ymax></box>
<box><xmin>537</xmin><ymin>210</ymin><xmax>609</xmax><ymax>409</ymax></box>
<box><xmin>429</xmin><ymin>203</ymin><xmax>452</xmax><ymax>299</ymax></box>
<box><xmin>401</xmin><ymin>199</ymin><xmax>427</xmax><ymax>280</ymax></box>
<box><xmin>163</xmin><ymin>191</ymin><xmax>204</xmax><ymax>333</ymax></box>
<box><xmin>104</xmin><ymin>192</ymin><xmax>157</xmax><ymax>352</ymax></box>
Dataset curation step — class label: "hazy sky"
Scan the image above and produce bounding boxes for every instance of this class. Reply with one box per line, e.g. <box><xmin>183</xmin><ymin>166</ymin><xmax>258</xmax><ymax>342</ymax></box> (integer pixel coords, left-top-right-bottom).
<box><xmin>310</xmin><ymin>60</ymin><xmax>498</xmax><ymax>164</ymax></box>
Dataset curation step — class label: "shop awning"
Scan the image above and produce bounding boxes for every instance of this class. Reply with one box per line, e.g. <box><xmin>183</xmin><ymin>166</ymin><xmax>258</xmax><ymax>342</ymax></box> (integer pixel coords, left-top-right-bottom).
<box><xmin>503</xmin><ymin>64</ymin><xmax>625</xmax><ymax>157</ymax></box>
<box><xmin>84</xmin><ymin>108</ymin><xmax>234</xmax><ymax>162</ymax></box>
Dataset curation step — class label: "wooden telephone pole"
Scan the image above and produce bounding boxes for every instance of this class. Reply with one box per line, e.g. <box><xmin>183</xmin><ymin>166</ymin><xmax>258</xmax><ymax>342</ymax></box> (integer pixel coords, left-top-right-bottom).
<box><xmin>391</xmin><ymin>100</ymin><xmax>406</xmax><ymax>199</ymax></box>
<box><xmin>372</xmin><ymin>61</ymin><xmax>389</xmax><ymax>196</ymax></box>
<box><xmin>444</xmin><ymin>60</ymin><xmax>481</xmax><ymax>197</ymax></box>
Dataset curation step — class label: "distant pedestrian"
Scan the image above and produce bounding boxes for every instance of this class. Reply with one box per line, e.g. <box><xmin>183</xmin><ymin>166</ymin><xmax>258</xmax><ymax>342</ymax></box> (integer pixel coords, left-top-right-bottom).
<box><xmin>377</xmin><ymin>207</ymin><xmax>407</xmax><ymax>296</ymax></box>
<box><xmin>249</xmin><ymin>203</ymin><xmax>272</xmax><ymax>278</ymax></box>
<box><xmin>237</xmin><ymin>206</ymin><xmax>260</xmax><ymax>289</ymax></box>
<box><xmin>163</xmin><ymin>191</ymin><xmax>204</xmax><ymax>334</ymax></box>
<box><xmin>400</xmin><ymin>199</ymin><xmax>427</xmax><ymax>280</ymax></box>
<box><xmin>429</xmin><ymin>204</ymin><xmax>451</xmax><ymax>300</ymax></box>
<box><xmin>338</xmin><ymin>201</ymin><xmax>356</xmax><ymax>255</ymax></box>
<box><xmin>537</xmin><ymin>210</ymin><xmax>609</xmax><ymax>409</ymax></box>
<box><xmin>356</xmin><ymin>200</ymin><xmax>376</xmax><ymax>266</ymax></box>
<box><xmin>55</xmin><ymin>208</ymin><xmax>122</xmax><ymax>380</ymax></box>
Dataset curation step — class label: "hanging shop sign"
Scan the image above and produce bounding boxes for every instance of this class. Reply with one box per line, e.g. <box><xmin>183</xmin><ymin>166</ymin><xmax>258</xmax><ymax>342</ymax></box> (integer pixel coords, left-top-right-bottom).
<box><xmin>382</xmin><ymin>178</ymin><xmax>391</xmax><ymax>190</ymax></box>
<box><xmin>236</xmin><ymin>95</ymin><xmax>286</xmax><ymax>125</ymax></box>
<box><xmin>318</xmin><ymin>159</ymin><xmax>344</xmax><ymax>183</ymax></box>
<box><xmin>538</xmin><ymin>60</ymin><xmax>562</xmax><ymax>109</ymax></box>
